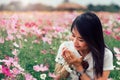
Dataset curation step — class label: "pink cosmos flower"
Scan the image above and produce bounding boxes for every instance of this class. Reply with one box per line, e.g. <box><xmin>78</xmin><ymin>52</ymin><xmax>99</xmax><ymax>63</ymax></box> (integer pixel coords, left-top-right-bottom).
<box><xmin>117</xmin><ymin>15</ymin><xmax>120</xmax><ymax>21</ymax></box>
<box><xmin>47</xmin><ymin>20</ymin><xmax>52</xmax><ymax>26</ymax></box>
<box><xmin>25</xmin><ymin>73</ymin><xmax>37</xmax><ymax>80</ymax></box>
<box><xmin>48</xmin><ymin>72</ymin><xmax>57</xmax><ymax>79</ymax></box>
<box><xmin>0</xmin><ymin>19</ymin><xmax>6</xmax><ymax>26</ymax></box>
<box><xmin>3</xmin><ymin>60</ymin><xmax>12</xmax><ymax>68</ymax></box>
<box><xmin>25</xmin><ymin>22</ymin><xmax>31</xmax><ymax>27</ymax></box>
<box><xmin>2</xmin><ymin>65</ymin><xmax>12</xmax><ymax>77</ymax></box>
<box><xmin>103</xmin><ymin>30</ymin><xmax>112</xmax><ymax>35</ymax></box>
<box><xmin>42</xmin><ymin>37</ymin><xmax>52</xmax><ymax>44</ymax></box>
<box><xmin>33</xmin><ymin>64</ymin><xmax>48</xmax><ymax>72</ymax></box>
<box><xmin>41</xmin><ymin>50</ymin><xmax>47</xmax><ymax>54</ymax></box>
<box><xmin>115</xmin><ymin>54</ymin><xmax>120</xmax><ymax>61</ymax></box>
<box><xmin>114</xmin><ymin>47</ymin><xmax>120</xmax><ymax>60</ymax></box>
<box><xmin>25</xmin><ymin>22</ymin><xmax>37</xmax><ymax>28</ymax></box>
<box><xmin>16</xmin><ymin>34</ymin><xmax>22</xmax><ymax>39</ymax></box>
<box><xmin>12</xmin><ymin>49</ymin><xmax>19</xmax><ymax>56</ymax></box>
<box><xmin>53</xmin><ymin>26</ymin><xmax>64</xmax><ymax>32</ymax></box>
<box><xmin>0</xmin><ymin>37</ymin><xmax>4</xmax><ymax>43</ymax></box>
<box><xmin>14</xmin><ymin>56</ymin><xmax>19</xmax><ymax>62</ymax></box>
<box><xmin>39</xmin><ymin>64</ymin><xmax>49</xmax><ymax>72</ymax></box>
<box><xmin>114</xmin><ymin>47</ymin><xmax>120</xmax><ymax>54</ymax></box>
<box><xmin>6</xmin><ymin>34</ymin><xmax>14</xmax><ymax>41</ymax></box>
<box><xmin>113</xmin><ymin>28</ymin><xmax>120</xmax><ymax>33</ymax></box>
<box><xmin>114</xmin><ymin>36</ymin><xmax>120</xmax><ymax>41</ymax></box>
<box><xmin>4</xmin><ymin>57</ymin><xmax>16</xmax><ymax>68</ymax></box>
<box><xmin>12</xmin><ymin>68</ymin><xmax>21</xmax><ymax>75</ymax></box>
<box><xmin>33</xmin><ymin>65</ymin><xmax>40</xmax><ymax>72</ymax></box>
<box><xmin>32</xmin><ymin>40</ymin><xmax>40</xmax><ymax>44</ymax></box>
<box><xmin>20</xmin><ymin>26</ymin><xmax>28</xmax><ymax>35</ymax></box>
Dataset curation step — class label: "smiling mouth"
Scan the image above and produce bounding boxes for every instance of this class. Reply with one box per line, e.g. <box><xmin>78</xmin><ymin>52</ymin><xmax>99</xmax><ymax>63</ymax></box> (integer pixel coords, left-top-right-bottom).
<box><xmin>75</xmin><ymin>46</ymin><xmax>80</xmax><ymax>48</ymax></box>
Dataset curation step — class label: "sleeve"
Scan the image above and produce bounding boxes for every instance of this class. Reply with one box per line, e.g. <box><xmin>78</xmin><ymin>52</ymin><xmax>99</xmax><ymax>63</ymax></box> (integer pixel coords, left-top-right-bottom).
<box><xmin>55</xmin><ymin>41</ymin><xmax>79</xmax><ymax>73</ymax></box>
<box><xmin>103</xmin><ymin>48</ymin><xmax>114</xmax><ymax>70</ymax></box>
<box><xmin>55</xmin><ymin>42</ymin><xmax>66</xmax><ymax>65</ymax></box>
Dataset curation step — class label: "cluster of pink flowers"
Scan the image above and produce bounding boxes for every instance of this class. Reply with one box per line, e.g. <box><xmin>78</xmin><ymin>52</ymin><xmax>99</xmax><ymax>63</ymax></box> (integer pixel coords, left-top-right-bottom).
<box><xmin>33</xmin><ymin>64</ymin><xmax>57</xmax><ymax>80</ymax></box>
<box><xmin>0</xmin><ymin>56</ymin><xmax>24</xmax><ymax>79</ymax></box>
<box><xmin>98</xmin><ymin>12</ymin><xmax>120</xmax><ymax>41</ymax></box>
<box><xmin>0</xmin><ymin>50</ymin><xmax>40</xmax><ymax>80</ymax></box>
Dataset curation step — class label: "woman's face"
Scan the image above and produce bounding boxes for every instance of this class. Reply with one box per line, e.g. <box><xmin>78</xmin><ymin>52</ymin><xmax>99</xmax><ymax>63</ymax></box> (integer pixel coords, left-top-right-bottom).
<box><xmin>71</xmin><ymin>27</ymin><xmax>89</xmax><ymax>52</ymax></box>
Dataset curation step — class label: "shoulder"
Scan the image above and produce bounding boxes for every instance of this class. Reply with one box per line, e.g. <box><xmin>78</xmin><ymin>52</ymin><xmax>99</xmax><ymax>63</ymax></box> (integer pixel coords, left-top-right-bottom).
<box><xmin>103</xmin><ymin>48</ymin><xmax>114</xmax><ymax>70</ymax></box>
<box><xmin>104</xmin><ymin>48</ymin><xmax>113</xmax><ymax>58</ymax></box>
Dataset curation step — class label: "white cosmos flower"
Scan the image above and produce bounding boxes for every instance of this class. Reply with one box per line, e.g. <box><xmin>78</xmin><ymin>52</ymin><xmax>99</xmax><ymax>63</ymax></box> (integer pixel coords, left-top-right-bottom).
<box><xmin>40</xmin><ymin>73</ymin><xmax>46</xmax><ymax>80</ymax></box>
<box><xmin>13</xmin><ymin>42</ymin><xmax>19</xmax><ymax>48</ymax></box>
<box><xmin>116</xmin><ymin>61</ymin><xmax>120</xmax><ymax>65</ymax></box>
<box><xmin>24</xmin><ymin>39</ymin><xmax>27</xmax><ymax>42</ymax></box>
<box><xmin>113</xmin><ymin>47</ymin><xmax>120</xmax><ymax>54</ymax></box>
<box><xmin>115</xmin><ymin>67</ymin><xmax>120</xmax><ymax>70</ymax></box>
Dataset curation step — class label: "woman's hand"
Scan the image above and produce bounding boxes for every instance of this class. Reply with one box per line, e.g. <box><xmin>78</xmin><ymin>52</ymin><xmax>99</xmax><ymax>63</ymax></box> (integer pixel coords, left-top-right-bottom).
<box><xmin>62</xmin><ymin>47</ymin><xmax>83</xmax><ymax>67</ymax></box>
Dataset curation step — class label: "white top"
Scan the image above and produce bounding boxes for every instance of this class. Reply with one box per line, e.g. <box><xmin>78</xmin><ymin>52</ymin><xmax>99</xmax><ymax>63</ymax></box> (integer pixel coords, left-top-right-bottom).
<box><xmin>55</xmin><ymin>41</ymin><xmax>114</xmax><ymax>80</ymax></box>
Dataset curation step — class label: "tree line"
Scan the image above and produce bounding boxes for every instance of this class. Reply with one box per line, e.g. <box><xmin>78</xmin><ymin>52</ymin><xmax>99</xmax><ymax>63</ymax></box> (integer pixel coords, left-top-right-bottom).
<box><xmin>87</xmin><ymin>4</ymin><xmax>120</xmax><ymax>12</ymax></box>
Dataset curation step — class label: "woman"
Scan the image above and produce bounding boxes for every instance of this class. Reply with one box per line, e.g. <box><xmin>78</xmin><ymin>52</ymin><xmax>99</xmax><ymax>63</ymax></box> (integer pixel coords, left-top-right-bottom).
<box><xmin>54</xmin><ymin>12</ymin><xmax>113</xmax><ymax>80</ymax></box>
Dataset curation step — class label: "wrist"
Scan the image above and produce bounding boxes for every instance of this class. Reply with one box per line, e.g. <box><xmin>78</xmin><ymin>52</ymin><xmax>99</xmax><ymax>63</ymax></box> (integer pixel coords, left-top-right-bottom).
<box><xmin>73</xmin><ymin>58</ymin><xmax>83</xmax><ymax>68</ymax></box>
<box><xmin>76</xmin><ymin>69</ymin><xmax>85</xmax><ymax>77</ymax></box>
<box><xmin>76</xmin><ymin>65</ymin><xmax>85</xmax><ymax>77</ymax></box>
<box><xmin>75</xmin><ymin>65</ymin><xmax>84</xmax><ymax>72</ymax></box>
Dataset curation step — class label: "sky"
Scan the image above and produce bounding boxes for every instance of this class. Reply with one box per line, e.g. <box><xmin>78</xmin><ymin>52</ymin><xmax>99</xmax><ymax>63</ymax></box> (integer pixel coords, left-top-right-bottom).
<box><xmin>0</xmin><ymin>0</ymin><xmax>120</xmax><ymax>7</ymax></box>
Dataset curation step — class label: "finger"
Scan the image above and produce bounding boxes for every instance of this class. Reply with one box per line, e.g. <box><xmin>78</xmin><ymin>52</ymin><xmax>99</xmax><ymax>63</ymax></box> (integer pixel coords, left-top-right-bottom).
<box><xmin>64</xmin><ymin>50</ymin><xmax>70</xmax><ymax>57</ymax></box>
<box><xmin>62</xmin><ymin>47</ymin><xmax>67</xmax><ymax>56</ymax></box>
<box><xmin>65</xmin><ymin>49</ymin><xmax>73</xmax><ymax>60</ymax></box>
<box><xmin>69</xmin><ymin>59</ymin><xmax>75</xmax><ymax>64</ymax></box>
<box><xmin>66</xmin><ymin>50</ymin><xmax>77</xmax><ymax>63</ymax></box>
<box><xmin>62</xmin><ymin>47</ymin><xmax>66</xmax><ymax>51</ymax></box>
<box><xmin>62</xmin><ymin>48</ymin><xmax>71</xmax><ymax>58</ymax></box>
<box><xmin>63</xmin><ymin>52</ymin><xmax>71</xmax><ymax>63</ymax></box>
<box><xmin>67</xmin><ymin>51</ymin><xmax>75</xmax><ymax>59</ymax></box>
<box><xmin>62</xmin><ymin>49</ymin><xmax>69</xmax><ymax>60</ymax></box>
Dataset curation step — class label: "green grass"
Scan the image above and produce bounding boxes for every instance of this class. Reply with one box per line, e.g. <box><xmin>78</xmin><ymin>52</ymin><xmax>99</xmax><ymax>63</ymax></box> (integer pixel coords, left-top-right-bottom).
<box><xmin>104</xmin><ymin>34</ymin><xmax>120</xmax><ymax>80</ymax></box>
<box><xmin>17</xmin><ymin>37</ymin><xmax>62</xmax><ymax>79</ymax></box>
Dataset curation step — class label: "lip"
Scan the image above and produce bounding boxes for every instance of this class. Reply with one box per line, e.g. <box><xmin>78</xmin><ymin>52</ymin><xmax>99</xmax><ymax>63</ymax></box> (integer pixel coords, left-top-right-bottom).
<box><xmin>75</xmin><ymin>46</ymin><xmax>80</xmax><ymax>48</ymax></box>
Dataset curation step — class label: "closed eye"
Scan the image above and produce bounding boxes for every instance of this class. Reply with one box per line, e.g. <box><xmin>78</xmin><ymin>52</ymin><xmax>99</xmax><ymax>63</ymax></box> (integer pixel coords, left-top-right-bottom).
<box><xmin>79</xmin><ymin>39</ymin><xmax>85</xmax><ymax>42</ymax></box>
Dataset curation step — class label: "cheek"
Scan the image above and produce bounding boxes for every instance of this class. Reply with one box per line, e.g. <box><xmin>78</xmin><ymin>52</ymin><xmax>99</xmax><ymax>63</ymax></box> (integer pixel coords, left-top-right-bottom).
<box><xmin>79</xmin><ymin>42</ymin><xmax>88</xmax><ymax>48</ymax></box>
<box><xmin>69</xmin><ymin>36</ymin><xmax>74</xmax><ymax>41</ymax></box>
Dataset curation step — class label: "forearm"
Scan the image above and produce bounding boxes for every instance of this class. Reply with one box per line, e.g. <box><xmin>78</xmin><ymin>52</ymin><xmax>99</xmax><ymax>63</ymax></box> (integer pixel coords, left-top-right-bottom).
<box><xmin>55</xmin><ymin>71</ymin><xmax>68</xmax><ymax>80</ymax></box>
<box><xmin>80</xmin><ymin>73</ymin><xmax>91</xmax><ymax>80</ymax></box>
<box><xmin>55</xmin><ymin>69</ymin><xmax>69</xmax><ymax>80</ymax></box>
<box><xmin>76</xmin><ymin>65</ymin><xmax>91</xmax><ymax>80</ymax></box>
<box><xmin>54</xmin><ymin>63</ymin><xmax>69</xmax><ymax>80</ymax></box>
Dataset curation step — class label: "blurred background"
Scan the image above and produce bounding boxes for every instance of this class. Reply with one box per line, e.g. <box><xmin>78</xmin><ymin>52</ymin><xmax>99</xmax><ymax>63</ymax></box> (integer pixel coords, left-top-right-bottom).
<box><xmin>0</xmin><ymin>0</ymin><xmax>120</xmax><ymax>12</ymax></box>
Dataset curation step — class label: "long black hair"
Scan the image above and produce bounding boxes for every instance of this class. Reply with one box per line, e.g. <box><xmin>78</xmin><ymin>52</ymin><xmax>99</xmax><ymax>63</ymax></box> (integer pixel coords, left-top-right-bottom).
<box><xmin>71</xmin><ymin>12</ymin><xmax>105</xmax><ymax>78</ymax></box>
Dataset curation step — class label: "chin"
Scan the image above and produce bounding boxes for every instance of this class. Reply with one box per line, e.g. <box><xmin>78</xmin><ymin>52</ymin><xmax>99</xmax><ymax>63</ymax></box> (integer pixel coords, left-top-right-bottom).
<box><xmin>75</xmin><ymin>47</ymin><xmax>80</xmax><ymax>50</ymax></box>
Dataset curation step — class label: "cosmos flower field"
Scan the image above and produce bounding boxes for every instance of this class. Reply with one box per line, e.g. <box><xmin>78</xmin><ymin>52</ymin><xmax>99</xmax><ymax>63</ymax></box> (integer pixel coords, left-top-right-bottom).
<box><xmin>0</xmin><ymin>11</ymin><xmax>120</xmax><ymax>80</ymax></box>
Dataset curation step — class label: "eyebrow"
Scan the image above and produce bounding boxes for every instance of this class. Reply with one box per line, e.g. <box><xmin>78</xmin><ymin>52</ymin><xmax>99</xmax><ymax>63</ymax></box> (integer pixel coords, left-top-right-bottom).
<box><xmin>72</xmin><ymin>32</ymin><xmax>83</xmax><ymax>39</ymax></box>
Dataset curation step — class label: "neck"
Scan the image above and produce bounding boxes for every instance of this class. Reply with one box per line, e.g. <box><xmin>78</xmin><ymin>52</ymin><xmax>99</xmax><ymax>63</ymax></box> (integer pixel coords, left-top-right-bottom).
<box><xmin>78</xmin><ymin>49</ymin><xmax>90</xmax><ymax>57</ymax></box>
